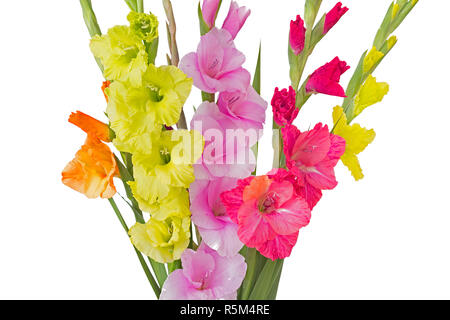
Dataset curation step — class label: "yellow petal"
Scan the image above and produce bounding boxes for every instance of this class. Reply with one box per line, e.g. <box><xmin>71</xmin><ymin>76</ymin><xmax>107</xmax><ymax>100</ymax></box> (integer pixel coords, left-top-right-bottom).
<box><xmin>363</xmin><ymin>47</ymin><xmax>384</xmax><ymax>73</ymax></box>
<box><xmin>354</xmin><ymin>75</ymin><xmax>389</xmax><ymax>117</ymax></box>
<box><xmin>332</xmin><ymin>106</ymin><xmax>376</xmax><ymax>181</ymax></box>
<box><xmin>129</xmin><ymin>216</ymin><xmax>191</xmax><ymax>263</ymax></box>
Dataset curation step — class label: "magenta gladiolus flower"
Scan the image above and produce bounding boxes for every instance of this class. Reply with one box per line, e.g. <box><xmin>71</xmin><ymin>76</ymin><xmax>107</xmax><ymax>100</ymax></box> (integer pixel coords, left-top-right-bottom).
<box><xmin>191</xmin><ymin>102</ymin><xmax>256</xmax><ymax>180</ymax></box>
<box><xmin>289</xmin><ymin>15</ymin><xmax>306</xmax><ymax>55</ymax></box>
<box><xmin>221</xmin><ymin>169</ymin><xmax>311</xmax><ymax>261</ymax></box>
<box><xmin>190</xmin><ymin>178</ymin><xmax>244</xmax><ymax>257</ymax></box>
<box><xmin>217</xmin><ymin>86</ymin><xmax>267</xmax><ymax>130</ymax></box>
<box><xmin>160</xmin><ymin>243</ymin><xmax>247</xmax><ymax>300</ymax></box>
<box><xmin>202</xmin><ymin>0</ymin><xmax>221</xmax><ymax>28</ymax></box>
<box><xmin>271</xmin><ymin>86</ymin><xmax>298</xmax><ymax>127</ymax></box>
<box><xmin>222</xmin><ymin>1</ymin><xmax>251</xmax><ymax>40</ymax></box>
<box><xmin>305</xmin><ymin>57</ymin><xmax>350</xmax><ymax>97</ymax></box>
<box><xmin>323</xmin><ymin>2</ymin><xmax>349</xmax><ymax>34</ymax></box>
<box><xmin>282</xmin><ymin>123</ymin><xmax>346</xmax><ymax>192</ymax></box>
<box><xmin>180</xmin><ymin>28</ymin><xmax>251</xmax><ymax>93</ymax></box>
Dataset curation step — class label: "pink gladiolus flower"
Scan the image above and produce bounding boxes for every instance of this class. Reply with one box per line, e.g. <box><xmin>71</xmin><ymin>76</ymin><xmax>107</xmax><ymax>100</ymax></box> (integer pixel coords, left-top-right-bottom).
<box><xmin>160</xmin><ymin>243</ymin><xmax>247</xmax><ymax>300</ymax></box>
<box><xmin>323</xmin><ymin>2</ymin><xmax>349</xmax><ymax>34</ymax></box>
<box><xmin>180</xmin><ymin>28</ymin><xmax>251</xmax><ymax>93</ymax></box>
<box><xmin>217</xmin><ymin>85</ymin><xmax>267</xmax><ymax>130</ymax></box>
<box><xmin>290</xmin><ymin>15</ymin><xmax>306</xmax><ymax>55</ymax></box>
<box><xmin>202</xmin><ymin>0</ymin><xmax>221</xmax><ymax>28</ymax></box>
<box><xmin>271</xmin><ymin>86</ymin><xmax>298</xmax><ymax>127</ymax></box>
<box><xmin>191</xmin><ymin>102</ymin><xmax>256</xmax><ymax>180</ymax></box>
<box><xmin>221</xmin><ymin>169</ymin><xmax>311</xmax><ymax>261</ymax></box>
<box><xmin>305</xmin><ymin>57</ymin><xmax>350</xmax><ymax>97</ymax></box>
<box><xmin>222</xmin><ymin>1</ymin><xmax>251</xmax><ymax>40</ymax></box>
<box><xmin>282</xmin><ymin>123</ymin><xmax>346</xmax><ymax>192</ymax></box>
<box><xmin>190</xmin><ymin>178</ymin><xmax>244</xmax><ymax>257</ymax></box>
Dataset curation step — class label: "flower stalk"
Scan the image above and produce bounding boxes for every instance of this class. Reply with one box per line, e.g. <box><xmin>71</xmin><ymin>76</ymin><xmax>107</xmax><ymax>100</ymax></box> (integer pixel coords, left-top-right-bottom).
<box><xmin>108</xmin><ymin>198</ymin><xmax>161</xmax><ymax>298</ymax></box>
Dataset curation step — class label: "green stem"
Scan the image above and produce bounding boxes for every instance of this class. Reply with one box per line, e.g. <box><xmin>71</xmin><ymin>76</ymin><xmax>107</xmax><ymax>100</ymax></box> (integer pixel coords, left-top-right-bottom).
<box><xmin>79</xmin><ymin>0</ymin><xmax>104</xmax><ymax>73</ymax></box>
<box><xmin>115</xmin><ymin>156</ymin><xmax>144</xmax><ymax>223</ymax></box>
<box><xmin>137</xmin><ymin>0</ymin><xmax>144</xmax><ymax>13</ymax></box>
<box><xmin>163</xmin><ymin>0</ymin><xmax>187</xmax><ymax>130</ymax></box>
<box><xmin>148</xmin><ymin>258</ymin><xmax>168</xmax><ymax>287</ymax></box>
<box><xmin>107</xmin><ymin>198</ymin><xmax>161</xmax><ymax>298</ymax></box>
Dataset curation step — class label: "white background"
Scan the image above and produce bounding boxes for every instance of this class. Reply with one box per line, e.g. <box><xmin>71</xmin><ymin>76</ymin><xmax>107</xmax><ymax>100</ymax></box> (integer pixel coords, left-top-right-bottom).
<box><xmin>0</xmin><ymin>0</ymin><xmax>448</xmax><ymax>299</ymax></box>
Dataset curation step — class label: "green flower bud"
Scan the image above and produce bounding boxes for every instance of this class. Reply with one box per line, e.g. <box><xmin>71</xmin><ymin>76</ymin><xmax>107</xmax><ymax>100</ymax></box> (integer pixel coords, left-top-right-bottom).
<box><xmin>127</xmin><ymin>11</ymin><xmax>159</xmax><ymax>42</ymax></box>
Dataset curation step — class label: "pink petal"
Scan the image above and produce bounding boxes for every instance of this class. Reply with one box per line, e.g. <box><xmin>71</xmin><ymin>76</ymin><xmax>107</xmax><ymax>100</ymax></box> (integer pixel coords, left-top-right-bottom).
<box><xmin>201</xmin><ymin>0</ymin><xmax>221</xmax><ymax>28</ymax></box>
<box><xmin>179</xmin><ymin>52</ymin><xmax>210</xmax><ymax>93</ymax></box>
<box><xmin>237</xmin><ymin>200</ymin><xmax>276</xmax><ymax>247</ymax></box>
<box><xmin>222</xmin><ymin>1</ymin><xmax>251</xmax><ymax>40</ymax></box>
<box><xmin>256</xmin><ymin>232</ymin><xmax>299</xmax><ymax>261</ymax></box>
<box><xmin>199</xmin><ymin>222</ymin><xmax>244</xmax><ymax>257</ymax></box>
<box><xmin>264</xmin><ymin>197</ymin><xmax>311</xmax><ymax>235</ymax></box>
<box><xmin>221</xmin><ymin>176</ymin><xmax>254</xmax><ymax>224</ymax></box>
<box><xmin>181</xmin><ymin>249</ymin><xmax>216</xmax><ymax>289</ymax></box>
<box><xmin>207</xmin><ymin>247</ymin><xmax>247</xmax><ymax>297</ymax></box>
<box><xmin>305</xmin><ymin>159</ymin><xmax>339</xmax><ymax>190</ymax></box>
<box><xmin>290</xmin><ymin>123</ymin><xmax>331</xmax><ymax>167</ymax></box>
<box><xmin>298</xmin><ymin>183</ymin><xmax>323</xmax><ymax>210</ymax></box>
<box><xmin>160</xmin><ymin>270</ymin><xmax>213</xmax><ymax>300</ymax></box>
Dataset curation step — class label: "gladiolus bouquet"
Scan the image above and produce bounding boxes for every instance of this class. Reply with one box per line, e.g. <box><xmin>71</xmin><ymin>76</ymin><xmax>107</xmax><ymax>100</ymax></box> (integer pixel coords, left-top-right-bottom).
<box><xmin>63</xmin><ymin>0</ymin><xmax>418</xmax><ymax>300</ymax></box>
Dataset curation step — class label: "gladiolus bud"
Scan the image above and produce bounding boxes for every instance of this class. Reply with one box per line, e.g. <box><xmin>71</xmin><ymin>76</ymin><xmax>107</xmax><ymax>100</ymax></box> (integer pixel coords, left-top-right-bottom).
<box><xmin>222</xmin><ymin>1</ymin><xmax>250</xmax><ymax>40</ymax></box>
<box><xmin>201</xmin><ymin>0</ymin><xmax>221</xmax><ymax>28</ymax></box>
<box><xmin>289</xmin><ymin>15</ymin><xmax>306</xmax><ymax>55</ymax></box>
<box><xmin>323</xmin><ymin>2</ymin><xmax>349</xmax><ymax>34</ymax></box>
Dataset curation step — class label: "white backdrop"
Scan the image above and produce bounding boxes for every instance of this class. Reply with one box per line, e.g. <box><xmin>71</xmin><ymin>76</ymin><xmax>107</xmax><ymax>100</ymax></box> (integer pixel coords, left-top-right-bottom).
<box><xmin>0</xmin><ymin>0</ymin><xmax>449</xmax><ymax>299</ymax></box>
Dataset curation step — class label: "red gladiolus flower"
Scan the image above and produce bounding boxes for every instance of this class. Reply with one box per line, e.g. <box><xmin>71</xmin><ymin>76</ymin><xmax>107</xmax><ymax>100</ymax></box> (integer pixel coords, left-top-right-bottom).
<box><xmin>323</xmin><ymin>2</ymin><xmax>349</xmax><ymax>34</ymax></box>
<box><xmin>289</xmin><ymin>15</ymin><xmax>306</xmax><ymax>55</ymax></box>
<box><xmin>271</xmin><ymin>86</ymin><xmax>299</xmax><ymax>127</ymax></box>
<box><xmin>306</xmin><ymin>57</ymin><xmax>350</xmax><ymax>97</ymax></box>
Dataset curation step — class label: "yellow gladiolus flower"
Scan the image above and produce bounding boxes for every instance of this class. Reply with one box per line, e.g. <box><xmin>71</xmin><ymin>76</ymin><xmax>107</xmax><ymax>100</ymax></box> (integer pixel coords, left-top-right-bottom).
<box><xmin>129</xmin><ymin>215</ymin><xmax>191</xmax><ymax>263</ymax></box>
<box><xmin>90</xmin><ymin>26</ymin><xmax>148</xmax><ymax>87</ymax></box>
<box><xmin>354</xmin><ymin>75</ymin><xmax>389</xmax><ymax>117</ymax></box>
<box><xmin>332</xmin><ymin>106</ymin><xmax>376</xmax><ymax>181</ymax></box>
<box><xmin>106</xmin><ymin>65</ymin><xmax>193</xmax><ymax>155</ymax></box>
<box><xmin>130</xmin><ymin>129</ymin><xmax>204</xmax><ymax>206</ymax></box>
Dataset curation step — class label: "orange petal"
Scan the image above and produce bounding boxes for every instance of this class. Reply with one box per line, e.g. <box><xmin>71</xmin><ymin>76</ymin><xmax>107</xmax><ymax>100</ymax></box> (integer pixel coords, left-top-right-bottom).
<box><xmin>243</xmin><ymin>176</ymin><xmax>272</xmax><ymax>202</ymax></box>
<box><xmin>102</xmin><ymin>81</ymin><xmax>111</xmax><ymax>102</ymax></box>
<box><xmin>69</xmin><ymin>111</ymin><xmax>111</xmax><ymax>142</ymax></box>
<box><xmin>62</xmin><ymin>136</ymin><xmax>118</xmax><ymax>199</ymax></box>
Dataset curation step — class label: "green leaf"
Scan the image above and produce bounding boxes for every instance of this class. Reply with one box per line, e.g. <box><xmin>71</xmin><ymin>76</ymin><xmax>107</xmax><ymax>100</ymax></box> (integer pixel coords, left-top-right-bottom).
<box><xmin>373</xmin><ymin>2</ymin><xmax>394</xmax><ymax>49</ymax></box>
<box><xmin>390</xmin><ymin>0</ymin><xmax>419</xmax><ymax>33</ymax></box>
<box><xmin>115</xmin><ymin>155</ymin><xmax>145</xmax><ymax>224</ymax></box>
<box><xmin>252</xmin><ymin>44</ymin><xmax>262</xmax><ymax>95</ymax></box>
<box><xmin>288</xmin><ymin>45</ymin><xmax>301</xmax><ymax>90</ymax></box>
<box><xmin>266</xmin><ymin>260</ymin><xmax>284</xmax><ymax>300</ymax></box>
<box><xmin>304</xmin><ymin>0</ymin><xmax>323</xmax><ymax>30</ymax></box>
<box><xmin>239</xmin><ymin>248</ymin><xmax>267</xmax><ymax>300</ymax></box>
<box><xmin>198</xmin><ymin>2</ymin><xmax>211</xmax><ymax>36</ymax></box>
<box><xmin>146</xmin><ymin>37</ymin><xmax>159</xmax><ymax>65</ymax></box>
<box><xmin>251</xmin><ymin>44</ymin><xmax>261</xmax><ymax>176</ymax></box>
<box><xmin>249</xmin><ymin>259</ymin><xmax>284</xmax><ymax>300</ymax></box>
<box><xmin>124</xmin><ymin>0</ymin><xmax>138</xmax><ymax>12</ymax></box>
<box><xmin>343</xmin><ymin>51</ymin><xmax>367</xmax><ymax>119</ymax></box>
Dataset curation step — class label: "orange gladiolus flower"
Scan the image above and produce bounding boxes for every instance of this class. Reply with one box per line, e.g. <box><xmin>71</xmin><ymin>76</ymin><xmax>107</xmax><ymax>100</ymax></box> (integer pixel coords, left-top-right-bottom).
<box><xmin>62</xmin><ymin>111</ymin><xmax>119</xmax><ymax>199</ymax></box>
<box><xmin>68</xmin><ymin>111</ymin><xmax>111</xmax><ymax>142</ymax></box>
